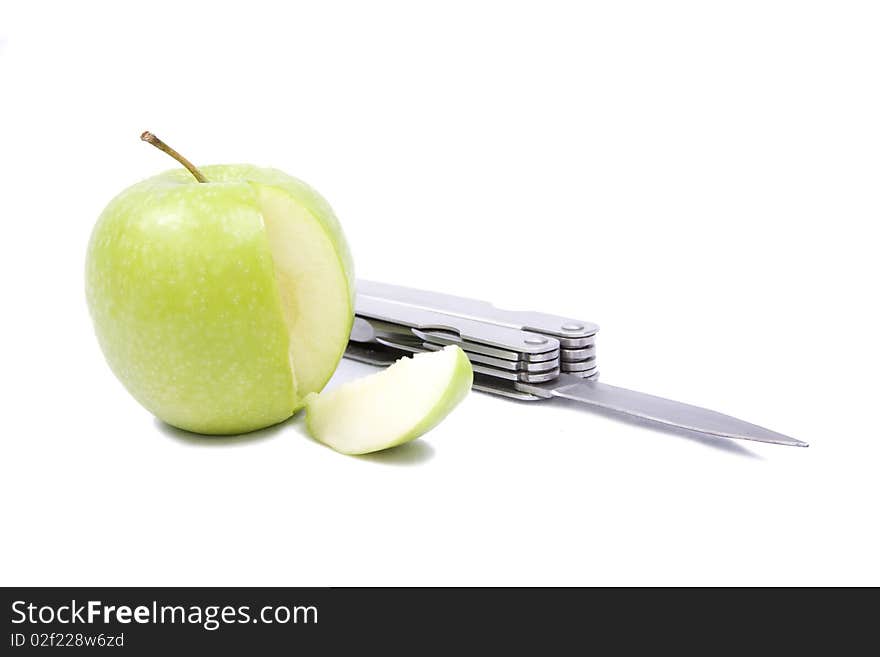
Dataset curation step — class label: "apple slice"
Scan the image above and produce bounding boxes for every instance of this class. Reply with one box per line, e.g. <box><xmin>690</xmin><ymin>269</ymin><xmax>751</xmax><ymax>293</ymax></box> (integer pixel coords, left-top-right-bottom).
<box><xmin>305</xmin><ymin>346</ymin><xmax>473</xmax><ymax>455</ymax></box>
<box><xmin>256</xmin><ymin>182</ymin><xmax>353</xmax><ymax>401</ymax></box>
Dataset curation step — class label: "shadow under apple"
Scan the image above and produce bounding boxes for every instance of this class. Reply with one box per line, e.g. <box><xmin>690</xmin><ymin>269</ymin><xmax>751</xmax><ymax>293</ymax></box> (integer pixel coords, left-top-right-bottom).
<box><xmin>154</xmin><ymin>414</ymin><xmax>296</xmax><ymax>447</ymax></box>
<box><xmin>353</xmin><ymin>439</ymin><xmax>436</xmax><ymax>465</ymax></box>
<box><xmin>155</xmin><ymin>413</ymin><xmax>437</xmax><ymax>465</ymax></box>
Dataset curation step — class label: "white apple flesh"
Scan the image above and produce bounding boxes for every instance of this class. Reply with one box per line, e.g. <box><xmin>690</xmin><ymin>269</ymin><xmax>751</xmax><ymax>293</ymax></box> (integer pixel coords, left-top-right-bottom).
<box><xmin>305</xmin><ymin>346</ymin><xmax>474</xmax><ymax>455</ymax></box>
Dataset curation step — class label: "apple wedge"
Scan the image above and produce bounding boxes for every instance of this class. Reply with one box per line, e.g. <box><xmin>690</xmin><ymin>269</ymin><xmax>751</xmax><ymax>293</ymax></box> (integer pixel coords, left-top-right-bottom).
<box><xmin>305</xmin><ymin>346</ymin><xmax>473</xmax><ymax>455</ymax></box>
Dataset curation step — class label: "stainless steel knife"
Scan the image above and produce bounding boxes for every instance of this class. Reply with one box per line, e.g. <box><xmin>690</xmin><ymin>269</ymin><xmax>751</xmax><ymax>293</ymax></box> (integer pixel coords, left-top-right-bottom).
<box><xmin>348</xmin><ymin>280</ymin><xmax>807</xmax><ymax>448</ymax></box>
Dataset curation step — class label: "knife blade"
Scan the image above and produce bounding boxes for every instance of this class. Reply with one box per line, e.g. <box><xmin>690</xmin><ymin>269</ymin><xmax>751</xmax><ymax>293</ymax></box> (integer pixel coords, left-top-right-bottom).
<box><xmin>517</xmin><ymin>375</ymin><xmax>808</xmax><ymax>447</ymax></box>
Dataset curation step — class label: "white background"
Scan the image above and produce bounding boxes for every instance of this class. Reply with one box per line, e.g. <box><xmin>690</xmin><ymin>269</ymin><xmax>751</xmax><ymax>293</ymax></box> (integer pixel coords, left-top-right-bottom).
<box><xmin>1</xmin><ymin>1</ymin><xmax>878</xmax><ymax>586</ymax></box>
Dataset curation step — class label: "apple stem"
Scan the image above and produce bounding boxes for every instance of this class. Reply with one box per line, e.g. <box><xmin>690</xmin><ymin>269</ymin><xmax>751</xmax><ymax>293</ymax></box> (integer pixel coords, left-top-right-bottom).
<box><xmin>140</xmin><ymin>132</ymin><xmax>209</xmax><ymax>183</ymax></box>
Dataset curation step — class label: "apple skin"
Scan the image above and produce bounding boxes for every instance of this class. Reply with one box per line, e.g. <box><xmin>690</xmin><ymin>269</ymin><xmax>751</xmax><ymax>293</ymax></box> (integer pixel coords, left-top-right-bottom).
<box><xmin>85</xmin><ymin>165</ymin><xmax>354</xmax><ymax>434</ymax></box>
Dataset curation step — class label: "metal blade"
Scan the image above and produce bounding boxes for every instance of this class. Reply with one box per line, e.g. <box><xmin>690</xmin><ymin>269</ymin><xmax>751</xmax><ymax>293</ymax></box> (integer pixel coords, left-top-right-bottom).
<box><xmin>344</xmin><ymin>341</ymin><xmax>805</xmax><ymax>447</ymax></box>
<box><xmin>516</xmin><ymin>376</ymin><xmax>808</xmax><ymax>447</ymax></box>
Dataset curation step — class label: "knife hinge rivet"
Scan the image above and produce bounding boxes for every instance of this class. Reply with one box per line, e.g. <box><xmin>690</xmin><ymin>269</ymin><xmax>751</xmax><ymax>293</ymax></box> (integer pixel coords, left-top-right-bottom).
<box><xmin>562</xmin><ymin>323</ymin><xmax>585</xmax><ymax>332</ymax></box>
<box><xmin>524</xmin><ymin>337</ymin><xmax>548</xmax><ymax>345</ymax></box>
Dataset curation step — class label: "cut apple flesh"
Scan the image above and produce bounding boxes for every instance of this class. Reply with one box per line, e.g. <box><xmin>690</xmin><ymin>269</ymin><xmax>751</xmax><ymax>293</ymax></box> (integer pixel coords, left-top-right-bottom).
<box><xmin>305</xmin><ymin>345</ymin><xmax>473</xmax><ymax>455</ymax></box>
<box><xmin>257</xmin><ymin>183</ymin><xmax>353</xmax><ymax>404</ymax></box>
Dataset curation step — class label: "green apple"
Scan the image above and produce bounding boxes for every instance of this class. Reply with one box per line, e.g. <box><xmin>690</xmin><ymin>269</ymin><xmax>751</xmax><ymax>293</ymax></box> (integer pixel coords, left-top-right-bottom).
<box><xmin>305</xmin><ymin>345</ymin><xmax>473</xmax><ymax>455</ymax></box>
<box><xmin>85</xmin><ymin>134</ymin><xmax>354</xmax><ymax>434</ymax></box>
